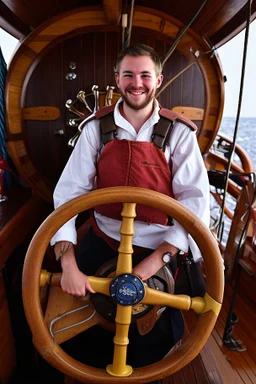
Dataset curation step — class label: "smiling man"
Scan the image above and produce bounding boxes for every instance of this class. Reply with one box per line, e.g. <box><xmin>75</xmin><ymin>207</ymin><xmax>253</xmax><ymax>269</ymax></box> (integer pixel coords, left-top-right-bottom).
<box><xmin>51</xmin><ymin>44</ymin><xmax>210</xmax><ymax>374</ymax></box>
<box><xmin>115</xmin><ymin>53</ymin><xmax>163</xmax><ymax>115</ymax></box>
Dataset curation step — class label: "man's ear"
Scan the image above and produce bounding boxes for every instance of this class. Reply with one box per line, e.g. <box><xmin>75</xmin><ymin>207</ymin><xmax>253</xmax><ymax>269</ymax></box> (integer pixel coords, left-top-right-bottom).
<box><xmin>115</xmin><ymin>73</ymin><xmax>120</xmax><ymax>88</ymax></box>
<box><xmin>156</xmin><ymin>74</ymin><xmax>164</xmax><ymax>89</ymax></box>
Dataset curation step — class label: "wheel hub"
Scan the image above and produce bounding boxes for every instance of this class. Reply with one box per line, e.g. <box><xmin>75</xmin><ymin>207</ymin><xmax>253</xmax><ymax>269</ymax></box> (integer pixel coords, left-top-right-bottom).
<box><xmin>110</xmin><ymin>274</ymin><xmax>145</xmax><ymax>306</ymax></box>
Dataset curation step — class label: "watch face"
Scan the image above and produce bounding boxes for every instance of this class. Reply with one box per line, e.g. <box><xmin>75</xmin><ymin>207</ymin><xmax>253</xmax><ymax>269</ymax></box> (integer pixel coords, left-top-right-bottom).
<box><xmin>162</xmin><ymin>252</ymin><xmax>172</xmax><ymax>263</ymax></box>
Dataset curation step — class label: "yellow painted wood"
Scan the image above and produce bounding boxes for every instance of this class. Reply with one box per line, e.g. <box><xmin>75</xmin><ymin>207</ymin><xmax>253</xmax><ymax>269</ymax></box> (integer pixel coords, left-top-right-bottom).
<box><xmin>107</xmin><ymin>305</ymin><xmax>133</xmax><ymax>377</ymax></box>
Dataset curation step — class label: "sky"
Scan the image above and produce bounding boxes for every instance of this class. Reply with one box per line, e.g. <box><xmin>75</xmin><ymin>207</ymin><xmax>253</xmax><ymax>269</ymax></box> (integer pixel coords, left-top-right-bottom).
<box><xmin>217</xmin><ymin>19</ymin><xmax>256</xmax><ymax>117</ymax></box>
<box><xmin>1</xmin><ymin>21</ymin><xmax>256</xmax><ymax>117</ymax></box>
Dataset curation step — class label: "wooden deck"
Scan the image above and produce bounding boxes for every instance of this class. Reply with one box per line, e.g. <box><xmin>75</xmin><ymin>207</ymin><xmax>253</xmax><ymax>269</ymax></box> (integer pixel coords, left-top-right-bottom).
<box><xmin>212</xmin><ymin>279</ymin><xmax>256</xmax><ymax>384</ymax></box>
<box><xmin>160</xmin><ymin>269</ymin><xmax>256</xmax><ymax>384</ymax></box>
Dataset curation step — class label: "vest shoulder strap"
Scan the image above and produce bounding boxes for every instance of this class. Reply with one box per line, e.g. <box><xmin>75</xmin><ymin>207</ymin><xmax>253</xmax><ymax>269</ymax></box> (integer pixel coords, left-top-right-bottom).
<box><xmin>98</xmin><ymin>105</ymin><xmax>197</xmax><ymax>148</ymax></box>
<box><xmin>152</xmin><ymin>116</ymin><xmax>174</xmax><ymax>151</ymax></box>
<box><xmin>96</xmin><ymin>105</ymin><xmax>116</xmax><ymax>145</ymax></box>
<box><xmin>159</xmin><ymin>108</ymin><xmax>198</xmax><ymax>131</ymax></box>
<box><xmin>95</xmin><ymin>104</ymin><xmax>115</xmax><ymax>119</ymax></box>
<box><xmin>152</xmin><ymin>108</ymin><xmax>198</xmax><ymax>150</ymax></box>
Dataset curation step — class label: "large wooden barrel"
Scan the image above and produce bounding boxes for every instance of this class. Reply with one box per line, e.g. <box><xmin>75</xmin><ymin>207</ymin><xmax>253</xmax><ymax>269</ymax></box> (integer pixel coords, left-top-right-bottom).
<box><xmin>5</xmin><ymin>6</ymin><xmax>224</xmax><ymax>203</ymax></box>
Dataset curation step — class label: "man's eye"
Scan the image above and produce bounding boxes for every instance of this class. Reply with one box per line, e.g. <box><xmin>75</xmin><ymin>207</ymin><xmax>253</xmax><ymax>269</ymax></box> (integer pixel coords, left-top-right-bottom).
<box><xmin>124</xmin><ymin>74</ymin><xmax>132</xmax><ymax>78</ymax></box>
<box><xmin>142</xmin><ymin>74</ymin><xmax>151</xmax><ymax>78</ymax></box>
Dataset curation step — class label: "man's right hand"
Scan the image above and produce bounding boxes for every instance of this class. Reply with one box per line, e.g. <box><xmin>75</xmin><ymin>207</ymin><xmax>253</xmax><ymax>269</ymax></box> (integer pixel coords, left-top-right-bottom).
<box><xmin>54</xmin><ymin>241</ymin><xmax>95</xmax><ymax>297</ymax></box>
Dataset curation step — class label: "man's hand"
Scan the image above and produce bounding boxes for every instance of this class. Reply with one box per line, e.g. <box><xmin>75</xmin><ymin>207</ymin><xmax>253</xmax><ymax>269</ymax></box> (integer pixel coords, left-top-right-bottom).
<box><xmin>54</xmin><ymin>241</ymin><xmax>95</xmax><ymax>297</ymax></box>
<box><xmin>133</xmin><ymin>242</ymin><xmax>179</xmax><ymax>281</ymax></box>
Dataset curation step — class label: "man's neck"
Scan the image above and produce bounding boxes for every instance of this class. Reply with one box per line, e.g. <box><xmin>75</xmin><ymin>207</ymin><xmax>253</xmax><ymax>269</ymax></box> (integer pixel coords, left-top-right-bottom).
<box><xmin>120</xmin><ymin>101</ymin><xmax>154</xmax><ymax>133</ymax></box>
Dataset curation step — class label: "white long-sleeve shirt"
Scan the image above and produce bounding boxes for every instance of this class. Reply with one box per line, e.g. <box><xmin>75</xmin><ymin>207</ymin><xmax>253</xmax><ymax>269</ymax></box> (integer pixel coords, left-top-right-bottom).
<box><xmin>51</xmin><ymin>98</ymin><xmax>210</xmax><ymax>262</ymax></box>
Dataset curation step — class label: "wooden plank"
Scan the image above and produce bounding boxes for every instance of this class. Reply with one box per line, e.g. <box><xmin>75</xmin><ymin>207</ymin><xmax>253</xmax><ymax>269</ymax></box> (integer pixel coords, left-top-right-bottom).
<box><xmin>22</xmin><ymin>106</ymin><xmax>60</xmax><ymax>121</ymax></box>
<box><xmin>103</xmin><ymin>0</ymin><xmax>122</xmax><ymax>24</ymax></box>
<box><xmin>191</xmin><ymin>355</ymin><xmax>211</xmax><ymax>383</ymax></box>
<box><xmin>0</xmin><ymin>189</ymin><xmax>48</xmax><ymax>269</ymax></box>
<box><xmin>238</xmin><ymin>269</ymin><xmax>256</xmax><ymax>303</ymax></box>
<box><xmin>214</xmin><ymin>318</ymin><xmax>255</xmax><ymax>383</ymax></box>
<box><xmin>213</xmin><ymin>282</ymin><xmax>256</xmax><ymax>384</ymax></box>
<box><xmin>171</xmin><ymin>106</ymin><xmax>204</xmax><ymax>120</ymax></box>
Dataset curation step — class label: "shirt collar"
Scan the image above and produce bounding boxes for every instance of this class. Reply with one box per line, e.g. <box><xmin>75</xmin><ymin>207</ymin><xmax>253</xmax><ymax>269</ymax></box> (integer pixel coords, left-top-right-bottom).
<box><xmin>114</xmin><ymin>97</ymin><xmax>161</xmax><ymax>130</ymax></box>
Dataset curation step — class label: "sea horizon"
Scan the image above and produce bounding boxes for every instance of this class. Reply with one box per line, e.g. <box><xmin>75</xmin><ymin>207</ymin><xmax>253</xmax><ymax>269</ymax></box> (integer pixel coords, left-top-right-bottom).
<box><xmin>214</xmin><ymin>116</ymin><xmax>256</xmax><ymax>244</ymax></box>
<box><xmin>219</xmin><ymin>116</ymin><xmax>256</xmax><ymax>171</ymax></box>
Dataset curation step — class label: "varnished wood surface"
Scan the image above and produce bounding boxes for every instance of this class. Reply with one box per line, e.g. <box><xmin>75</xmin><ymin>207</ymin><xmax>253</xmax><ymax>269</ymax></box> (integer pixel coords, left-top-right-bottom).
<box><xmin>1</xmin><ymin>1</ymin><xmax>256</xmax><ymax>47</ymax></box>
<box><xmin>0</xmin><ymin>187</ymin><xmax>51</xmax><ymax>269</ymax></box>
<box><xmin>213</xmin><ymin>280</ymin><xmax>256</xmax><ymax>384</ymax></box>
<box><xmin>0</xmin><ymin>187</ymin><xmax>32</xmax><ymax>230</ymax></box>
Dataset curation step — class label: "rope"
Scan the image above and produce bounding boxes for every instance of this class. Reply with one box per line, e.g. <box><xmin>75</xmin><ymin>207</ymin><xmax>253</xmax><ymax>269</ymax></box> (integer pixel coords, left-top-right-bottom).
<box><xmin>156</xmin><ymin>47</ymin><xmax>215</xmax><ymax>98</ymax></box>
<box><xmin>123</xmin><ymin>0</ymin><xmax>135</xmax><ymax>49</ymax></box>
<box><xmin>161</xmin><ymin>0</ymin><xmax>208</xmax><ymax>67</ymax></box>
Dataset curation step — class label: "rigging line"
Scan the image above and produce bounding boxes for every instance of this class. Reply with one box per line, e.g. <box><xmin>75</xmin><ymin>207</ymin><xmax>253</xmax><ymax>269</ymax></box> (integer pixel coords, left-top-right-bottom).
<box><xmin>123</xmin><ymin>0</ymin><xmax>135</xmax><ymax>49</ymax></box>
<box><xmin>161</xmin><ymin>0</ymin><xmax>208</xmax><ymax>67</ymax></box>
<box><xmin>217</xmin><ymin>0</ymin><xmax>252</xmax><ymax>239</ymax></box>
<box><xmin>156</xmin><ymin>47</ymin><xmax>215</xmax><ymax>98</ymax></box>
<box><xmin>121</xmin><ymin>0</ymin><xmax>128</xmax><ymax>49</ymax></box>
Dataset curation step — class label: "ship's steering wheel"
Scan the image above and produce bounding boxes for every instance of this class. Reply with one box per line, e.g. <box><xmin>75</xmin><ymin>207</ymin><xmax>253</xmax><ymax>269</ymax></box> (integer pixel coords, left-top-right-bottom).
<box><xmin>22</xmin><ymin>187</ymin><xmax>224</xmax><ymax>383</ymax></box>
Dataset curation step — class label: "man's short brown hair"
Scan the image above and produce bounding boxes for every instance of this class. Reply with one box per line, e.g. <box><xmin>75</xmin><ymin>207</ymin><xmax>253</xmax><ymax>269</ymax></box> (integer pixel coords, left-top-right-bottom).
<box><xmin>114</xmin><ymin>44</ymin><xmax>163</xmax><ymax>76</ymax></box>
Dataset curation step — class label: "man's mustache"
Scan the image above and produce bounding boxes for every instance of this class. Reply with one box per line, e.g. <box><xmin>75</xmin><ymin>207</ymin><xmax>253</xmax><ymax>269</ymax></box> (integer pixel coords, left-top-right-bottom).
<box><xmin>126</xmin><ymin>87</ymin><xmax>147</xmax><ymax>92</ymax></box>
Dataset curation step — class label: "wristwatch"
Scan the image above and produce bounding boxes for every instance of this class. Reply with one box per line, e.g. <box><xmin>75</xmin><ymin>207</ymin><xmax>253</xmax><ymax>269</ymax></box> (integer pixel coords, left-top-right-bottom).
<box><xmin>162</xmin><ymin>252</ymin><xmax>173</xmax><ymax>264</ymax></box>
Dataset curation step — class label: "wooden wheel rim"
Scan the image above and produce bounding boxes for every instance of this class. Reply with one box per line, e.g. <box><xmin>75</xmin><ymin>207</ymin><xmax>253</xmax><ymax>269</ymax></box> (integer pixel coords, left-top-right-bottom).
<box><xmin>22</xmin><ymin>186</ymin><xmax>224</xmax><ymax>383</ymax></box>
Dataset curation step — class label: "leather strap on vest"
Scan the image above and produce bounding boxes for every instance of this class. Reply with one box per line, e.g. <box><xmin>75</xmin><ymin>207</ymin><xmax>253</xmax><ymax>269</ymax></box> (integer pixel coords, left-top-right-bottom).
<box><xmin>82</xmin><ymin>104</ymin><xmax>197</xmax><ymax>145</ymax></box>
<box><xmin>100</xmin><ymin>109</ymin><xmax>174</xmax><ymax>151</ymax></box>
<box><xmin>151</xmin><ymin>117</ymin><xmax>173</xmax><ymax>151</ymax></box>
<box><xmin>100</xmin><ymin>112</ymin><xmax>116</xmax><ymax>145</ymax></box>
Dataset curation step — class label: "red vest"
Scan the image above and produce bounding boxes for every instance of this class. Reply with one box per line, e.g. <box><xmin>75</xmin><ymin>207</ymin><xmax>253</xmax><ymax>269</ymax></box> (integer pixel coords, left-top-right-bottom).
<box><xmin>95</xmin><ymin>139</ymin><xmax>174</xmax><ymax>225</ymax></box>
<box><xmin>93</xmin><ymin>104</ymin><xmax>197</xmax><ymax>225</ymax></box>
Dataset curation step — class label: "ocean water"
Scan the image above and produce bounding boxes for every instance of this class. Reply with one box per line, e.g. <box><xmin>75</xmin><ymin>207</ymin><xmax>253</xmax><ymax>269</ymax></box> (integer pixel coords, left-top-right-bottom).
<box><xmin>213</xmin><ymin>116</ymin><xmax>256</xmax><ymax>244</ymax></box>
<box><xmin>219</xmin><ymin>116</ymin><xmax>256</xmax><ymax>171</ymax></box>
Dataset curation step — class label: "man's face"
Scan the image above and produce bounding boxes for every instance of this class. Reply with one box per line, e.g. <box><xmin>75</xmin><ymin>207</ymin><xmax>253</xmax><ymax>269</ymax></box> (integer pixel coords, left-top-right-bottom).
<box><xmin>115</xmin><ymin>55</ymin><xmax>163</xmax><ymax>110</ymax></box>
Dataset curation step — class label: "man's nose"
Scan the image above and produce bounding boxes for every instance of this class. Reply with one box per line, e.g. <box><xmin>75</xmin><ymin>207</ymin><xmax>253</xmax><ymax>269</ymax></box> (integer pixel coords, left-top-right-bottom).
<box><xmin>132</xmin><ymin>75</ymin><xmax>143</xmax><ymax>88</ymax></box>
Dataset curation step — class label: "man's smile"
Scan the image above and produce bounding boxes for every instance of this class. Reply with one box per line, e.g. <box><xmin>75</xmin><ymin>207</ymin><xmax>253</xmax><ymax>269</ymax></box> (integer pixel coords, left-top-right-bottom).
<box><xmin>127</xmin><ymin>88</ymin><xmax>146</xmax><ymax>96</ymax></box>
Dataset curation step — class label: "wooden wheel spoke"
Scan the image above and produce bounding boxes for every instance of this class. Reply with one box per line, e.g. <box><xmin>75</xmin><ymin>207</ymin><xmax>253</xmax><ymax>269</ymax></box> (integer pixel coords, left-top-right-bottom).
<box><xmin>143</xmin><ymin>287</ymin><xmax>192</xmax><ymax>311</ymax></box>
<box><xmin>107</xmin><ymin>305</ymin><xmax>133</xmax><ymax>377</ymax></box>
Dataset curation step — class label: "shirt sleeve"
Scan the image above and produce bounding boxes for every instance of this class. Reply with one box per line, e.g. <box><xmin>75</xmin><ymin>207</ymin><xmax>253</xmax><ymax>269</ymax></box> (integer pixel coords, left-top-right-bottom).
<box><xmin>162</xmin><ymin>122</ymin><xmax>210</xmax><ymax>258</ymax></box>
<box><xmin>50</xmin><ymin>119</ymin><xmax>101</xmax><ymax>245</ymax></box>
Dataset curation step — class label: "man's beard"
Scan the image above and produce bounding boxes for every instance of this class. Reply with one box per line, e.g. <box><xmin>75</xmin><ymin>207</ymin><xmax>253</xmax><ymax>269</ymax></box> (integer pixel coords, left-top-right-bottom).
<box><xmin>120</xmin><ymin>87</ymin><xmax>156</xmax><ymax>110</ymax></box>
